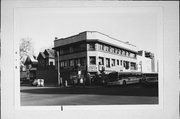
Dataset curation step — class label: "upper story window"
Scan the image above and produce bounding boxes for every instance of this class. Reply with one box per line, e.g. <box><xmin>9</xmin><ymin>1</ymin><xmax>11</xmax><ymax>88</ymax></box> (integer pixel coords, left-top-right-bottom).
<box><xmin>69</xmin><ymin>47</ymin><xmax>73</xmax><ymax>53</ymax></box>
<box><xmin>88</xmin><ymin>43</ymin><xmax>95</xmax><ymax>51</ymax></box>
<box><xmin>122</xmin><ymin>50</ymin><xmax>125</xmax><ymax>56</ymax></box>
<box><xmin>130</xmin><ymin>62</ymin><xmax>136</xmax><ymax>70</ymax></box>
<box><xmin>50</xmin><ymin>62</ymin><xmax>53</xmax><ymax>66</ymax></box>
<box><xmin>80</xmin><ymin>43</ymin><xmax>86</xmax><ymax>51</ymax></box>
<box><xmin>89</xmin><ymin>56</ymin><xmax>96</xmax><ymax>65</ymax></box>
<box><xmin>74</xmin><ymin>45</ymin><xmax>81</xmax><ymax>52</ymax></box>
<box><xmin>110</xmin><ymin>47</ymin><xmax>114</xmax><ymax>53</ymax></box>
<box><xmin>104</xmin><ymin>45</ymin><xmax>108</xmax><ymax>52</ymax></box>
<box><xmin>60</xmin><ymin>61</ymin><xmax>64</xmax><ymax>67</ymax></box>
<box><xmin>98</xmin><ymin>44</ymin><xmax>104</xmax><ymax>51</ymax></box>
<box><xmin>59</xmin><ymin>49</ymin><xmax>64</xmax><ymax>55</ymax></box>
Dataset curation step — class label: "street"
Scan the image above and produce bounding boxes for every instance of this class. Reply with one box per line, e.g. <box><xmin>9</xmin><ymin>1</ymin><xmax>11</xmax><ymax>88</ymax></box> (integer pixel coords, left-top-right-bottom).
<box><xmin>21</xmin><ymin>84</ymin><xmax>158</xmax><ymax>106</ymax></box>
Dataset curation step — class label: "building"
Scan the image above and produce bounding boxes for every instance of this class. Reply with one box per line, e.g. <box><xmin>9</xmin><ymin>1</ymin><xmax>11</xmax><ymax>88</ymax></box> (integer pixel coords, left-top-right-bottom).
<box><xmin>24</xmin><ymin>55</ymin><xmax>38</xmax><ymax>80</ymax></box>
<box><xmin>53</xmin><ymin>31</ymin><xmax>141</xmax><ymax>85</ymax></box>
<box><xmin>36</xmin><ymin>49</ymin><xmax>58</xmax><ymax>85</ymax></box>
<box><xmin>137</xmin><ymin>50</ymin><xmax>156</xmax><ymax>73</ymax></box>
<box><xmin>37</xmin><ymin>49</ymin><xmax>55</xmax><ymax>70</ymax></box>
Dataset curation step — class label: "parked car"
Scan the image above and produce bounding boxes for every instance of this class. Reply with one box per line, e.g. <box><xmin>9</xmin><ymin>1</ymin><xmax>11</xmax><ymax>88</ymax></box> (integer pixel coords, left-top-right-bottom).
<box><xmin>141</xmin><ymin>77</ymin><xmax>158</xmax><ymax>86</ymax></box>
<box><xmin>32</xmin><ymin>79</ymin><xmax>44</xmax><ymax>87</ymax></box>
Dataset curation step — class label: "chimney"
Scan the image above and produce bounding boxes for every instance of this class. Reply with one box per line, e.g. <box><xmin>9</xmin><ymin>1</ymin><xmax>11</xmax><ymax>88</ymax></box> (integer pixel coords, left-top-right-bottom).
<box><xmin>55</xmin><ymin>37</ymin><xmax>58</xmax><ymax>40</ymax></box>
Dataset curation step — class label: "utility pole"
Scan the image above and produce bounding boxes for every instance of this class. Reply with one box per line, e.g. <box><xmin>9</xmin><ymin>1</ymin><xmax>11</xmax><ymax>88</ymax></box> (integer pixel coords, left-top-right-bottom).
<box><xmin>57</xmin><ymin>51</ymin><xmax>60</xmax><ymax>86</ymax></box>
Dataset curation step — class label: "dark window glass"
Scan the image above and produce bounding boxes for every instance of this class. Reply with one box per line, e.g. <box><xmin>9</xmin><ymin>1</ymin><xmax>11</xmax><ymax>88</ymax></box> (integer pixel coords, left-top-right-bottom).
<box><xmin>111</xmin><ymin>59</ymin><xmax>115</xmax><ymax>66</ymax></box>
<box><xmin>117</xmin><ymin>60</ymin><xmax>119</xmax><ymax>65</ymax></box>
<box><xmin>89</xmin><ymin>56</ymin><xmax>96</xmax><ymax>65</ymax></box>
<box><xmin>99</xmin><ymin>57</ymin><xmax>104</xmax><ymax>65</ymax></box>
<box><xmin>106</xmin><ymin>58</ymin><xmax>110</xmax><ymax>68</ymax></box>
<box><xmin>89</xmin><ymin>43</ymin><xmax>95</xmax><ymax>50</ymax></box>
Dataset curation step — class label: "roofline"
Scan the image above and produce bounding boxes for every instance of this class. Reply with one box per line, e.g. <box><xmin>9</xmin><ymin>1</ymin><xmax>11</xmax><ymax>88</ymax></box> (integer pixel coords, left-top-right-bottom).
<box><xmin>54</xmin><ymin>31</ymin><xmax>136</xmax><ymax>47</ymax></box>
<box><xmin>53</xmin><ymin>39</ymin><xmax>138</xmax><ymax>53</ymax></box>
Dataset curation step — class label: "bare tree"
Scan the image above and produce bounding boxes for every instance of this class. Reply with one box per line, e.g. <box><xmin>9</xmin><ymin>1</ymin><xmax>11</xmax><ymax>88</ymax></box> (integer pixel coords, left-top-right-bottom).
<box><xmin>20</xmin><ymin>38</ymin><xmax>34</xmax><ymax>65</ymax></box>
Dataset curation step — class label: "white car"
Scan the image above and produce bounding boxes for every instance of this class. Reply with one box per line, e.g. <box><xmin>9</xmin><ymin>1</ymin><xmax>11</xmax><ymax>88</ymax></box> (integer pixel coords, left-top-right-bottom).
<box><xmin>32</xmin><ymin>79</ymin><xmax>44</xmax><ymax>87</ymax></box>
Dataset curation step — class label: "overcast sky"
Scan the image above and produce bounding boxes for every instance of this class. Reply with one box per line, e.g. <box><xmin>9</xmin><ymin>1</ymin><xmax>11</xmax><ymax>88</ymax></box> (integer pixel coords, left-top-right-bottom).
<box><xmin>15</xmin><ymin>7</ymin><xmax>159</xmax><ymax>57</ymax></box>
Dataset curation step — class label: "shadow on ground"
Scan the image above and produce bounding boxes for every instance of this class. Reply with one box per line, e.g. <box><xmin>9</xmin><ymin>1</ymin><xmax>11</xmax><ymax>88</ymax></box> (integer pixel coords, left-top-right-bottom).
<box><xmin>21</xmin><ymin>84</ymin><xmax>158</xmax><ymax>97</ymax></box>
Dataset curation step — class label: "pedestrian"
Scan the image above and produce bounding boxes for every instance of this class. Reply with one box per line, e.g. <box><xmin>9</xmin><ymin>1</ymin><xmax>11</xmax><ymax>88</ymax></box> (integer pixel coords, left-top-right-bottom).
<box><xmin>80</xmin><ymin>78</ymin><xmax>83</xmax><ymax>86</ymax></box>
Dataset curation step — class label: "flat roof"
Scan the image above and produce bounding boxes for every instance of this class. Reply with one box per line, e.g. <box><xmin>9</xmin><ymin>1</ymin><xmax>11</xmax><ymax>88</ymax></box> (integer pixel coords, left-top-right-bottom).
<box><xmin>54</xmin><ymin>31</ymin><xmax>138</xmax><ymax>52</ymax></box>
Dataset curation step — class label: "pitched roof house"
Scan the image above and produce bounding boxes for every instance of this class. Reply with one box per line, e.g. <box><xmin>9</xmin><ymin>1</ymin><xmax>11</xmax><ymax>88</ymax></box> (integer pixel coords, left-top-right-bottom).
<box><xmin>37</xmin><ymin>49</ymin><xmax>55</xmax><ymax>70</ymax></box>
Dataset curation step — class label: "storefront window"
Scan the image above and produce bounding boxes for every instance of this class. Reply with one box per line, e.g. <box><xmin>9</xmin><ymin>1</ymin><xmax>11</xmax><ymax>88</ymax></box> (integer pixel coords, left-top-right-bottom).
<box><xmin>99</xmin><ymin>57</ymin><xmax>104</xmax><ymax>65</ymax></box>
<box><xmin>69</xmin><ymin>59</ymin><xmax>74</xmax><ymax>66</ymax></box>
<box><xmin>106</xmin><ymin>58</ymin><xmax>110</xmax><ymax>68</ymax></box>
<box><xmin>123</xmin><ymin>61</ymin><xmax>129</xmax><ymax>69</ymax></box>
<box><xmin>89</xmin><ymin>56</ymin><xmax>96</xmax><ymax>65</ymax></box>
<box><xmin>117</xmin><ymin>60</ymin><xmax>119</xmax><ymax>65</ymax></box>
<box><xmin>111</xmin><ymin>59</ymin><xmax>115</xmax><ymax>66</ymax></box>
<box><xmin>130</xmin><ymin>62</ymin><xmax>136</xmax><ymax>70</ymax></box>
<box><xmin>80</xmin><ymin>58</ymin><xmax>86</xmax><ymax>66</ymax></box>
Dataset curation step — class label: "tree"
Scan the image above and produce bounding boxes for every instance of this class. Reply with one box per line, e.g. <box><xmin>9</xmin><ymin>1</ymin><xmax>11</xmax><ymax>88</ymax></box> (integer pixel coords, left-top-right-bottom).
<box><xmin>19</xmin><ymin>38</ymin><xmax>34</xmax><ymax>67</ymax></box>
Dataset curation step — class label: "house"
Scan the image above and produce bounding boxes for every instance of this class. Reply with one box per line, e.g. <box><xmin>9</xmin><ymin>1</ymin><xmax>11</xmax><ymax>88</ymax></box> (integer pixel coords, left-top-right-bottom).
<box><xmin>24</xmin><ymin>55</ymin><xmax>38</xmax><ymax>80</ymax></box>
<box><xmin>37</xmin><ymin>49</ymin><xmax>55</xmax><ymax>70</ymax></box>
<box><xmin>36</xmin><ymin>49</ymin><xmax>57</xmax><ymax>85</ymax></box>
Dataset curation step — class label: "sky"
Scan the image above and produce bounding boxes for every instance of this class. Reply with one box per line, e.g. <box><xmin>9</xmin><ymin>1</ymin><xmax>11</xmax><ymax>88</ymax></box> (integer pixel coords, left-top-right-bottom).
<box><xmin>15</xmin><ymin>7</ymin><xmax>159</xmax><ymax>57</ymax></box>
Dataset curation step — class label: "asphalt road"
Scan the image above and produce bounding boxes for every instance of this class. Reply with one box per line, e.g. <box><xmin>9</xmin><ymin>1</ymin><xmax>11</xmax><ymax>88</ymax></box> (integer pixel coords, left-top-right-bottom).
<box><xmin>21</xmin><ymin>84</ymin><xmax>158</xmax><ymax>106</ymax></box>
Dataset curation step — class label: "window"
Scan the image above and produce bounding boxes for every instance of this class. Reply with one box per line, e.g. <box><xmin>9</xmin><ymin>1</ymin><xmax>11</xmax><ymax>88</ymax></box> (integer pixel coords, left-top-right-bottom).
<box><xmin>80</xmin><ymin>58</ymin><xmax>86</xmax><ymax>66</ymax></box>
<box><xmin>104</xmin><ymin>45</ymin><xmax>108</xmax><ymax>52</ymax></box>
<box><xmin>108</xmin><ymin>46</ymin><xmax>111</xmax><ymax>52</ymax></box>
<box><xmin>102</xmin><ymin>45</ymin><xmax>104</xmax><ymax>50</ymax></box>
<box><xmin>74</xmin><ymin>45</ymin><xmax>81</xmax><ymax>52</ymax></box>
<box><xmin>128</xmin><ymin>52</ymin><xmax>130</xmax><ymax>57</ymax></box>
<box><xmin>80</xmin><ymin>43</ymin><xmax>86</xmax><ymax>50</ymax></box>
<box><xmin>50</xmin><ymin>62</ymin><xmax>53</xmax><ymax>66</ymax></box>
<box><xmin>106</xmin><ymin>58</ymin><xmax>110</xmax><ymax>68</ymax></box>
<box><xmin>122</xmin><ymin>50</ymin><xmax>125</xmax><ymax>56</ymax></box>
<box><xmin>115</xmin><ymin>48</ymin><xmax>117</xmax><ymax>54</ymax></box>
<box><xmin>117</xmin><ymin>60</ymin><xmax>119</xmax><ymax>65</ymax></box>
<box><xmin>130</xmin><ymin>53</ymin><xmax>136</xmax><ymax>58</ymax></box>
<box><xmin>119</xmin><ymin>49</ymin><xmax>122</xmax><ymax>55</ymax></box>
<box><xmin>69</xmin><ymin>59</ymin><xmax>74</xmax><ymax>66</ymax></box>
<box><xmin>99</xmin><ymin>44</ymin><xmax>103</xmax><ymax>51</ymax></box>
<box><xmin>120</xmin><ymin>60</ymin><xmax>123</xmax><ymax>66</ymax></box>
<box><xmin>89</xmin><ymin>56</ymin><xmax>96</xmax><ymax>65</ymax></box>
<box><xmin>69</xmin><ymin>47</ymin><xmax>73</xmax><ymax>53</ymax></box>
<box><xmin>110</xmin><ymin>47</ymin><xmax>114</xmax><ymax>53</ymax></box>
<box><xmin>111</xmin><ymin>59</ymin><xmax>115</xmax><ymax>66</ymax></box>
<box><xmin>99</xmin><ymin>57</ymin><xmax>104</xmax><ymax>65</ymax></box>
<box><xmin>74</xmin><ymin>58</ymin><xmax>80</xmax><ymax>66</ymax></box>
<box><xmin>130</xmin><ymin>62</ymin><xmax>136</xmax><ymax>70</ymax></box>
<box><xmin>59</xmin><ymin>49</ymin><xmax>64</xmax><ymax>55</ymax></box>
<box><xmin>64</xmin><ymin>60</ymin><xmax>68</xmax><ymax>67</ymax></box>
<box><xmin>60</xmin><ymin>61</ymin><xmax>64</xmax><ymax>67</ymax></box>
<box><xmin>123</xmin><ymin>61</ymin><xmax>129</xmax><ymax>69</ymax></box>
<box><xmin>89</xmin><ymin>43</ymin><xmax>95</xmax><ymax>50</ymax></box>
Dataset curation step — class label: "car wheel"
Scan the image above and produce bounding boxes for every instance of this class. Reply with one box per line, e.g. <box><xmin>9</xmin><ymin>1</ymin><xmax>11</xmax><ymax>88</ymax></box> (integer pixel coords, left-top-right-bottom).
<box><xmin>123</xmin><ymin>80</ymin><xmax>126</xmax><ymax>85</ymax></box>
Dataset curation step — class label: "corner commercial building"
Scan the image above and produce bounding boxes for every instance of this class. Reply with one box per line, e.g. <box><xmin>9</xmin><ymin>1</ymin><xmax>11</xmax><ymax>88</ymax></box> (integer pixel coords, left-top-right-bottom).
<box><xmin>53</xmin><ymin>31</ymin><xmax>156</xmax><ymax>85</ymax></box>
